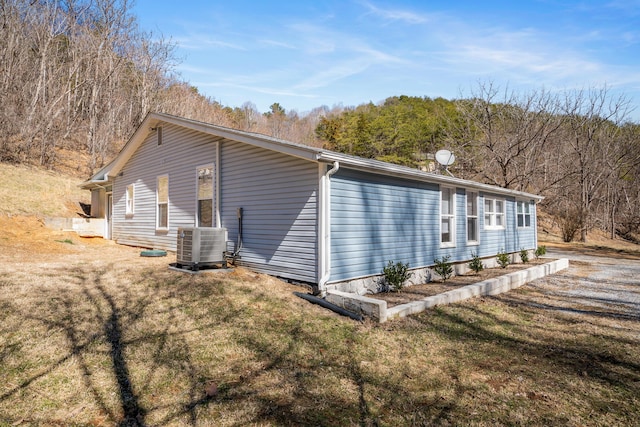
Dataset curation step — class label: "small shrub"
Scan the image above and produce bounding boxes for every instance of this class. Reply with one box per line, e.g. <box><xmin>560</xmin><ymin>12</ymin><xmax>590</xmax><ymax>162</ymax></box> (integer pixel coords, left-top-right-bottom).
<box><xmin>519</xmin><ymin>248</ymin><xmax>529</xmax><ymax>263</ymax></box>
<box><xmin>496</xmin><ymin>250</ymin><xmax>510</xmax><ymax>268</ymax></box>
<box><xmin>468</xmin><ymin>252</ymin><xmax>484</xmax><ymax>274</ymax></box>
<box><xmin>560</xmin><ymin>211</ymin><xmax>583</xmax><ymax>242</ymax></box>
<box><xmin>433</xmin><ymin>255</ymin><xmax>453</xmax><ymax>282</ymax></box>
<box><xmin>534</xmin><ymin>245</ymin><xmax>547</xmax><ymax>259</ymax></box>
<box><xmin>382</xmin><ymin>260</ymin><xmax>412</xmax><ymax>292</ymax></box>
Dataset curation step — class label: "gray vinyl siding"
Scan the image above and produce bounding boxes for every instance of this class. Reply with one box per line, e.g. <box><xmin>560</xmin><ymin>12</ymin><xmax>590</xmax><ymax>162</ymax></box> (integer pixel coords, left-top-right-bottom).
<box><xmin>112</xmin><ymin>124</ymin><xmax>217</xmax><ymax>250</ymax></box>
<box><xmin>220</xmin><ymin>140</ymin><xmax>318</xmax><ymax>283</ymax></box>
<box><xmin>96</xmin><ymin>113</ymin><xmax>542</xmax><ymax>289</ymax></box>
<box><xmin>329</xmin><ymin>168</ymin><xmax>440</xmax><ymax>281</ymax></box>
<box><xmin>329</xmin><ymin>171</ymin><xmax>540</xmax><ymax>282</ymax></box>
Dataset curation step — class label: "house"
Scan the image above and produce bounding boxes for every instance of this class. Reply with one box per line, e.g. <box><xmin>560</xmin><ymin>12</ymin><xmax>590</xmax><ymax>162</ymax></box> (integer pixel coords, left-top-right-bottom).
<box><xmin>82</xmin><ymin>112</ymin><xmax>543</xmax><ymax>294</ymax></box>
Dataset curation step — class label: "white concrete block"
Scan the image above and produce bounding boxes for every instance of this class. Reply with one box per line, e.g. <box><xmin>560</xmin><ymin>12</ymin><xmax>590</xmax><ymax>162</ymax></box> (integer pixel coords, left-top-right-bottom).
<box><xmin>327</xmin><ymin>259</ymin><xmax>569</xmax><ymax>322</ymax></box>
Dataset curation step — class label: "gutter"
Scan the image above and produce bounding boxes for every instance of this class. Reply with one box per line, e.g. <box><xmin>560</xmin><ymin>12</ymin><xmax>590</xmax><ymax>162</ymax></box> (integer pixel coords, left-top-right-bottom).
<box><xmin>317</xmin><ymin>161</ymin><xmax>340</xmax><ymax>296</ymax></box>
<box><xmin>79</xmin><ymin>179</ymin><xmax>110</xmax><ymax>190</ymax></box>
<box><xmin>315</xmin><ymin>152</ymin><xmax>544</xmax><ymax>203</ymax></box>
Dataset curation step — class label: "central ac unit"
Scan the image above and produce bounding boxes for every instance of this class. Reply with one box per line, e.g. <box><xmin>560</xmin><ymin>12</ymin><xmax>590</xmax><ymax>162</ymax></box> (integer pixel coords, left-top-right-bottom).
<box><xmin>176</xmin><ymin>227</ymin><xmax>227</xmax><ymax>270</ymax></box>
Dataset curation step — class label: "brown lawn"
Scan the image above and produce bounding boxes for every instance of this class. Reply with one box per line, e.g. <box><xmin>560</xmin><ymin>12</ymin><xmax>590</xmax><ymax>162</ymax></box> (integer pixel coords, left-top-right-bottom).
<box><xmin>1</xmin><ymin>213</ymin><xmax>639</xmax><ymax>426</ymax></box>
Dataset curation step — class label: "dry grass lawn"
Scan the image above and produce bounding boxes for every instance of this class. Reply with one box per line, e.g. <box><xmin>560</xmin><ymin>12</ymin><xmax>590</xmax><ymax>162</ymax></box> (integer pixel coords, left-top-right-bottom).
<box><xmin>1</xmin><ymin>166</ymin><xmax>639</xmax><ymax>425</ymax></box>
<box><xmin>0</xmin><ymin>163</ymin><xmax>89</xmax><ymax>218</ymax></box>
<box><xmin>1</xmin><ymin>215</ymin><xmax>639</xmax><ymax>426</ymax></box>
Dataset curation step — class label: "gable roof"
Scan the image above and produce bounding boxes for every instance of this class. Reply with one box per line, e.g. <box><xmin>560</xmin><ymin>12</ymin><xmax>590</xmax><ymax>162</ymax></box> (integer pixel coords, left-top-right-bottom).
<box><xmin>82</xmin><ymin>112</ymin><xmax>543</xmax><ymax>202</ymax></box>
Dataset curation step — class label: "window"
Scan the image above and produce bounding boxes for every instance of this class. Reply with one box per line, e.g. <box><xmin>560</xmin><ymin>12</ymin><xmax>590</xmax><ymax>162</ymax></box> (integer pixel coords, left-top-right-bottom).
<box><xmin>517</xmin><ymin>201</ymin><xmax>532</xmax><ymax>227</ymax></box>
<box><xmin>197</xmin><ymin>166</ymin><xmax>213</xmax><ymax>227</ymax></box>
<box><xmin>467</xmin><ymin>191</ymin><xmax>478</xmax><ymax>243</ymax></box>
<box><xmin>157</xmin><ymin>175</ymin><xmax>168</xmax><ymax>229</ymax></box>
<box><xmin>125</xmin><ymin>184</ymin><xmax>134</xmax><ymax>215</ymax></box>
<box><xmin>157</xmin><ymin>126</ymin><xmax>163</xmax><ymax>146</ymax></box>
<box><xmin>484</xmin><ymin>197</ymin><xmax>505</xmax><ymax>229</ymax></box>
<box><xmin>441</xmin><ymin>187</ymin><xmax>455</xmax><ymax>246</ymax></box>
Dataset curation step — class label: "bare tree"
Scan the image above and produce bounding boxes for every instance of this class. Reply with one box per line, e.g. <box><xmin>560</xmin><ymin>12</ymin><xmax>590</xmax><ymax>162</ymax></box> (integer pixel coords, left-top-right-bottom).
<box><xmin>560</xmin><ymin>86</ymin><xmax>633</xmax><ymax>242</ymax></box>
<box><xmin>0</xmin><ymin>0</ymin><xmax>28</xmax><ymax>160</ymax></box>
<box><xmin>455</xmin><ymin>81</ymin><xmax>563</xmax><ymax>191</ymax></box>
<box><xmin>596</xmin><ymin>122</ymin><xmax>640</xmax><ymax>239</ymax></box>
<box><xmin>264</xmin><ymin>102</ymin><xmax>287</xmax><ymax>138</ymax></box>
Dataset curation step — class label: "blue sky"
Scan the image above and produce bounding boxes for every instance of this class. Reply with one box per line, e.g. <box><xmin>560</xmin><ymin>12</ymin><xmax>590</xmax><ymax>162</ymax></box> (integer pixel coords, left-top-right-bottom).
<box><xmin>133</xmin><ymin>0</ymin><xmax>640</xmax><ymax>120</ymax></box>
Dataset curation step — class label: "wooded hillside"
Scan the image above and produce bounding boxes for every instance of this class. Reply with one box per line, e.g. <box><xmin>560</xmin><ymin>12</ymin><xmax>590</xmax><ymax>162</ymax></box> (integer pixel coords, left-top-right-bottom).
<box><xmin>317</xmin><ymin>86</ymin><xmax>640</xmax><ymax>243</ymax></box>
<box><xmin>0</xmin><ymin>0</ymin><xmax>326</xmax><ymax>173</ymax></box>
<box><xmin>1</xmin><ymin>0</ymin><xmax>639</xmax><ymax>243</ymax></box>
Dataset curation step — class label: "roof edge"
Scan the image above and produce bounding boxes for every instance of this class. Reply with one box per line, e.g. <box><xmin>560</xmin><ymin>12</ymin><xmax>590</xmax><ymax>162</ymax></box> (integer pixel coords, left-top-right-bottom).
<box><xmin>316</xmin><ymin>152</ymin><xmax>544</xmax><ymax>202</ymax></box>
<box><xmin>84</xmin><ymin>112</ymin><xmax>323</xmax><ymax>184</ymax></box>
<box><xmin>84</xmin><ymin>111</ymin><xmax>544</xmax><ymax>202</ymax></box>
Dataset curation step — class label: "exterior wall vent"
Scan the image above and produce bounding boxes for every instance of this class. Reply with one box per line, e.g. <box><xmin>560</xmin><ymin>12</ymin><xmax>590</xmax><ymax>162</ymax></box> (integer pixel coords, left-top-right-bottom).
<box><xmin>176</xmin><ymin>227</ymin><xmax>227</xmax><ymax>270</ymax></box>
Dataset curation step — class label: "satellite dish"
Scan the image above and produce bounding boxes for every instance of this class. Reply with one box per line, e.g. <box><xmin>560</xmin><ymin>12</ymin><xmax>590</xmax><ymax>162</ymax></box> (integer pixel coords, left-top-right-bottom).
<box><xmin>435</xmin><ymin>149</ymin><xmax>455</xmax><ymax>167</ymax></box>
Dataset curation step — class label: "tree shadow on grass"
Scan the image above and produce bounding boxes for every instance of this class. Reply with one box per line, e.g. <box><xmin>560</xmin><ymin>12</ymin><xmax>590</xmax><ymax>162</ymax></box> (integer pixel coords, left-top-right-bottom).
<box><xmin>0</xmin><ymin>264</ymin><xmax>240</xmax><ymax>426</ymax></box>
<box><xmin>218</xmin><ymin>320</ymin><xmax>380</xmax><ymax>426</ymax></box>
<box><xmin>204</xmin><ymin>304</ymin><xmax>464</xmax><ymax>427</ymax></box>
<box><xmin>409</xmin><ymin>298</ymin><xmax>640</xmax><ymax>424</ymax></box>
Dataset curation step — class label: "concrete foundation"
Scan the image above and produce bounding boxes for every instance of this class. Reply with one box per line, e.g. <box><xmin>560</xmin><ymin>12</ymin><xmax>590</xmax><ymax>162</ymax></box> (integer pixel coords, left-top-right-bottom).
<box><xmin>45</xmin><ymin>217</ymin><xmax>105</xmax><ymax>237</ymax></box>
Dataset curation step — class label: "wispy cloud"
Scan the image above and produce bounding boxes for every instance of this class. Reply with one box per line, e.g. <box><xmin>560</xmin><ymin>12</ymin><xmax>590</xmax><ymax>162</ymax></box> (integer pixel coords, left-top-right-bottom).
<box><xmin>293</xmin><ymin>51</ymin><xmax>405</xmax><ymax>91</ymax></box>
<box><xmin>284</xmin><ymin>21</ymin><xmax>406</xmax><ymax>90</ymax></box>
<box><xmin>195</xmin><ymin>80</ymin><xmax>318</xmax><ymax>99</ymax></box>
<box><xmin>175</xmin><ymin>34</ymin><xmax>246</xmax><ymax>51</ymax></box>
<box><xmin>418</xmin><ymin>15</ymin><xmax>611</xmax><ymax>87</ymax></box>
<box><xmin>605</xmin><ymin>0</ymin><xmax>640</xmax><ymax>15</ymax></box>
<box><xmin>358</xmin><ymin>0</ymin><xmax>431</xmax><ymax>24</ymax></box>
<box><xmin>294</xmin><ymin>59</ymin><xmax>372</xmax><ymax>91</ymax></box>
<box><xmin>446</xmin><ymin>42</ymin><xmax>600</xmax><ymax>78</ymax></box>
<box><xmin>258</xmin><ymin>39</ymin><xmax>297</xmax><ymax>50</ymax></box>
<box><xmin>177</xmin><ymin>64</ymin><xmax>211</xmax><ymax>75</ymax></box>
<box><xmin>134</xmin><ymin>0</ymin><xmax>640</xmax><ymax>118</ymax></box>
<box><xmin>287</xmin><ymin>23</ymin><xmax>337</xmax><ymax>54</ymax></box>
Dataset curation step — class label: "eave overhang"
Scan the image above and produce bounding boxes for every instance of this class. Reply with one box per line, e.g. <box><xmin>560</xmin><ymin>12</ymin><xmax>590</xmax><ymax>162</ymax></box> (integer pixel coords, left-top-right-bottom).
<box><xmin>82</xmin><ymin>111</ymin><xmax>544</xmax><ymax>203</ymax></box>
<box><xmin>315</xmin><ymin>152</ymin><xmax>544</xmax><ymax>203</ymax></box>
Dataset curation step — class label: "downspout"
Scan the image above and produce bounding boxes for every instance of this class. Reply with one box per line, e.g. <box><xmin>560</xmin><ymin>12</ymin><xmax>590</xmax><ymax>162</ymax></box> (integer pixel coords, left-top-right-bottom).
<box><xmin>318</xmin><ymin>161</ymin><xmax>340</xmax><ymax>296</ymax></box>
<box><xmin>215</xmin><ymin>140</ymin><xmax>221</xmax><ymax>228</ymax></box>
<box><xmin>533</xmin><ymin>200</ymin><xmax>538</xmax><ymax>249</ymax></box>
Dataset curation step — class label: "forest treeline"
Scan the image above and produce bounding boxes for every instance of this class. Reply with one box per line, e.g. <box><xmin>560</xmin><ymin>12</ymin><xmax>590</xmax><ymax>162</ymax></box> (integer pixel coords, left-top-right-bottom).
<box><xmin>0</xmin><ymin>0</ymin><xmax>325</xmax><ymax>172</ymax></box>
<box><xmin>1</xmin><ymin>0</ymin><xmax>639</xmax><ymax>242</ymax></box>
<box><xmin>318</xmin><ymin>86</ymin><xmax>640</xmax><ymax>243</ymax></box>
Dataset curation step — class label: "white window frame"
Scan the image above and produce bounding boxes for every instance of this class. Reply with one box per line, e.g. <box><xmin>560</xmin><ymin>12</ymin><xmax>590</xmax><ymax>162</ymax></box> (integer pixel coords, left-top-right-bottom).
<box><xmin>156</xmin><ymin>174</ymin><xmax>169</xmax><ymax>230</ymax></box>
<box><xmin>125</xmin><ymin>183</ymin><xmax>134</xmax><ymax>216</ymax></box>
<box><xmin>440</xmin><ymin>187</ymin><xmax>456</xmax><ymax>247</ymax></box>
<box><xmin>466</xmin><ymin>191</ymin><xmax>479</xmax><ymax>244</ymax></box>
<box><xmin>517</xmin><ymin>201</ymin><xmax>532</xmax><ymax>228</ymax></box>
<box><xmin>484</xmin><ymin>197</ymin><xmax>505</xmax><ymax>230</ymax></box>
<box><xmin>196</xmin><ymin>165</ymin><xmax>214</xmax><ymax>227</ymax></box>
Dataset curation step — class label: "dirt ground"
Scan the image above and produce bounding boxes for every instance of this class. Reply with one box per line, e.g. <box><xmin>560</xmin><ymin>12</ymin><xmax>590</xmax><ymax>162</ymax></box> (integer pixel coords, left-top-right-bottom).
<box><xmin>0</xmin><ymin>215</ymin><xmax>172</xmax><ymax>266</ymax></box>
<box><xmin>2</xmin><ymin>213</ymin><xmax>638</xmax><ymax>292</ymax></box>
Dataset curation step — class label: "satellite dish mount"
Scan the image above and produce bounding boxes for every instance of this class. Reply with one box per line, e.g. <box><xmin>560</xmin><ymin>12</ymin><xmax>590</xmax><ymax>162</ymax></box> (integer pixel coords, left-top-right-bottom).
<box><xmin>435</xmin><ymin>149</ymin><xmax>456</xmax><ymax>177</ymax></box>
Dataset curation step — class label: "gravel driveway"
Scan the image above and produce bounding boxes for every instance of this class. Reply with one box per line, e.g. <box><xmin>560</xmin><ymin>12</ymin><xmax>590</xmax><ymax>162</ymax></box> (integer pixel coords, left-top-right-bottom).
<box><xmin>515</xmin><ymin>248</ymin><xmax>640</xmax><ymax>322</ymax></box>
